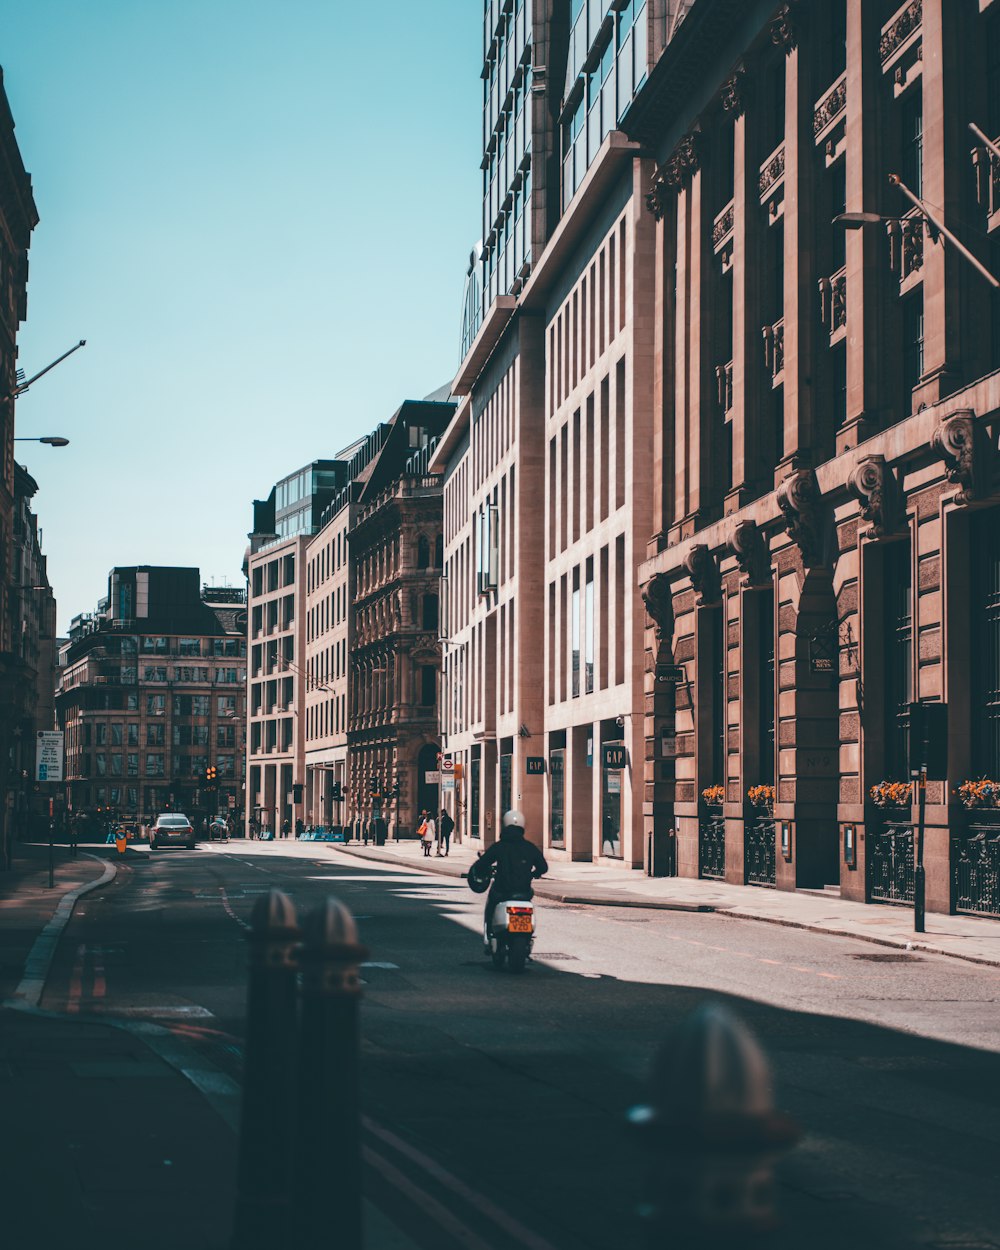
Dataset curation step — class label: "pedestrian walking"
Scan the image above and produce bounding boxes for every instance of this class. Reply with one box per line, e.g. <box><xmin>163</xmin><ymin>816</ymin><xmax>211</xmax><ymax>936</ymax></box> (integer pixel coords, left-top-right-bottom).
<box><xmin>418</xmin><ymin>811</ymin><xmax>433</xmax><ymax>857</ymax></box>
<box><xmin>281</xmin><ymin>817</ymin><xmax>291</xmax><ymax>839</ymax></box>
<box><xmin>437</xmin><ymin>807</ymin><xmax>454</xmax><ymax>857</ymax></box>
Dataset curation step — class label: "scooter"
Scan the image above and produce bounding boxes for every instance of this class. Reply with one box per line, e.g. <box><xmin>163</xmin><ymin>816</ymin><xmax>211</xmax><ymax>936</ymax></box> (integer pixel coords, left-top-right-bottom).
<box><xmin>485</xmin><ymin>896</ymin><xmax>535</xmax><ymax>973</ymax></box>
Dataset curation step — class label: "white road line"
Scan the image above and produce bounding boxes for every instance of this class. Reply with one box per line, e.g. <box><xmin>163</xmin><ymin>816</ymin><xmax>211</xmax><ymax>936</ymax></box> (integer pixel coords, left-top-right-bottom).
<box><xmin>364</xmin><ymin>1117</ymin><xmax>561</xmax><ymax>1250</ymax></box>
<box><xmin>8</xmin><ymin>854</ymin><xmax>116</xmax><ymax>1009</ymax></box>
<box><xmin>364</xmin><ymin>1145</ymin><xmax>494</xmax><ymax>1250</ymax></box>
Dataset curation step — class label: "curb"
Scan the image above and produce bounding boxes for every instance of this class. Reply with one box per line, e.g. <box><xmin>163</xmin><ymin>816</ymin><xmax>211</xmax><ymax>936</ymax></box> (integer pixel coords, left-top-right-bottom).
<box><xmin>334</xmin><ymin>844</ymin><xmax>715</xmax><ymax>912</ymax></box>
<box><xmin>333</xmin><ymin>843</ymin><xmax>1000</xmax><ymax>969</ymax></box>
<box><xmin>9</xmin><ymin>853</ymin><xmax>117</xmax><ymax>1008</ymax></box>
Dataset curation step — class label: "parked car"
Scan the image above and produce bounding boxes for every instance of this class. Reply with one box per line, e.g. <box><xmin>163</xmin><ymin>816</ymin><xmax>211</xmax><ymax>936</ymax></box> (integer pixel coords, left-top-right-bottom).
<box><xmin>149</xmin><ymin>813</ymin><xmax>196</xmax><ymax>850</ymax></box>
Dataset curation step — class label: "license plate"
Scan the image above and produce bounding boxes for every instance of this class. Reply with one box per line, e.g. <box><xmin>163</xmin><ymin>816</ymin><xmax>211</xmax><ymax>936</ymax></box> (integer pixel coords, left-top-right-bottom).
<box><xmin>508</xmin><ymin>916</ymin><xmax>532</xmax><ymax>933</ymax></box>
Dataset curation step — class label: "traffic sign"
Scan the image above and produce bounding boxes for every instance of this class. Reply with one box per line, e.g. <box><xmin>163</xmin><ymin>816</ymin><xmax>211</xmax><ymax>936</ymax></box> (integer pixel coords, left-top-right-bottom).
<box><xmin>440</xmin><ymin>754</ymin><xmax>454</xmax><ymax>773</ymax></box>
<box><xmin>35</xmin><ymin>731</ymin><xmax>64</xmax><ymax>783</ymax></box>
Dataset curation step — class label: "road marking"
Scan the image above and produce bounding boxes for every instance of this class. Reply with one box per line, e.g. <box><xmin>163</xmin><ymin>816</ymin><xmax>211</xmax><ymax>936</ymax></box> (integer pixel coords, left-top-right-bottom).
<box><xmin>219</xmin><ymin>887</ymin><xmax>252</xmax><ymax>932</ymax></box>
<box><xmin>106</xmin><ymin>1005</ymin><xmax>215</xmax><ymax>1019</ymax></box>
<box><xmin>9</xmin><ymin>854</ymin><xmax>116</xmax><ymax>1009</ymax></box>
<box><xmin>365</xmin><ymin>1118</ymin><xmax>561</xmax><ymax>1250</ymax></box>
<box><xmin>92</xmin><ymin>947</ymin><xmax>106</xmax><ymax>1002</ymax></box>
<box><xmin>361</xmin><ymin>962</ymin><xmax>400</xmax><ymax>971</ymax></box>
<box><xmin>67</xmin><ymin>943</ymin><xmax>85</xmax><ymax>1014</ymax></box>
<box><xmin>364</xmin><ymin>1145</ymin><xmax>495</xmax><ymax>1250</ymax></box>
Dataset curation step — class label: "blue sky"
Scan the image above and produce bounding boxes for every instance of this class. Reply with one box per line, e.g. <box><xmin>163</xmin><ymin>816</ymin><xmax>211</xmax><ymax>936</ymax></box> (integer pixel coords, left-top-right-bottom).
<box><xmin>3</xmin><ymin>0</ymin><xmax>481</xmax><ymax>630</ymax></box>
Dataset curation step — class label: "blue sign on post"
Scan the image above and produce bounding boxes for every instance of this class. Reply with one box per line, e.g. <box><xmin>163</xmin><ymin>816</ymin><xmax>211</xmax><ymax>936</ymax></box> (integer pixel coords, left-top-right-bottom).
<box><xmin>38</xmin><ymin>764</ymin><xmax>47</xmax><ymax>781</ymax></box>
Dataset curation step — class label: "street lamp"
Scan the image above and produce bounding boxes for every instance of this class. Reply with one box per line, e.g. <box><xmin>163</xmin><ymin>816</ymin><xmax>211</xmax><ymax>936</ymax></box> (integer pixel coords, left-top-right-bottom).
<box><xmin>13</xmin><ymin>436</ymin><xmax>70</xmax><ymax>447</ymax></box>
<box><xmin>833</xmin><ymin>174</ymin><xmax>1000</xmax><ymax>290</ymax></box>
<box><xmin>2</xmin><ymin>340</ymin><xmax>86</xmax><ymax>402</ymax></box>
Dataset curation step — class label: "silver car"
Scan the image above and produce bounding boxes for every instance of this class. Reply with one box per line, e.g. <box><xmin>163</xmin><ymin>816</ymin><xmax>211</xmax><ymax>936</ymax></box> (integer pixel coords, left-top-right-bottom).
<box><xmin>149</xmin><ymin>812</ymin><xmax>196</xmax><ymax>850</ymax></box>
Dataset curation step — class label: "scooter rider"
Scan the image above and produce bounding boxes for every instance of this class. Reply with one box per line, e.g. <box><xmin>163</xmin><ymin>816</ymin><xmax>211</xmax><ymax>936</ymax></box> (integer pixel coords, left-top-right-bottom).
<box><xmin>473</xmin><ymin>810</ymin><xmax>548</xmax><ymax>949</ymax></box>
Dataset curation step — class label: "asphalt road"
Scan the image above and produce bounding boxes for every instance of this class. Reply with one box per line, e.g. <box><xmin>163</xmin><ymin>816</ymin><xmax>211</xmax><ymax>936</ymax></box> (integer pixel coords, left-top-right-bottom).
<box><xmin>41</xmin><ymin>844</ymin><xmax>1000</xmax><ymax>1250</ymax></box>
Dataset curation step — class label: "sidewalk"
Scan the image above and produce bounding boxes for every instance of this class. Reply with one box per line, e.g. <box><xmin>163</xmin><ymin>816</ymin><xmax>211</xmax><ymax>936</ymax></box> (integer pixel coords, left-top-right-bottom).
<box><xmin>331</xmin><ymin>836</ymin><xmax>1000</xmax><ymax>969</ymax></box>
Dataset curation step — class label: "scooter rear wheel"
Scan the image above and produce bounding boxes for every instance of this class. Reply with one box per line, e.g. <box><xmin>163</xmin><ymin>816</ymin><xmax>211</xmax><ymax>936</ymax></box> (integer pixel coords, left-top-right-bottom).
<box><xmin>490</xmin><ymin>936</ymin><xmax>506</xmax><ymax>970</ymax></box>
<box><xmin>507</xmin><ymin>935</ymin><xmax>529</xmax><ymax>973</ymax></box>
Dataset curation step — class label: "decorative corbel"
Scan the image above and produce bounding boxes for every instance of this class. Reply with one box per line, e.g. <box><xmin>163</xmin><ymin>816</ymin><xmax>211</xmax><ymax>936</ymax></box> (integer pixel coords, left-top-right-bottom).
<box><xmin>776</xmin><ymin>464</ymin><xmax>823</xmax><ymax>566</ymax></box>
<box><xmin>641</xmin><ymin>573</ymin><xmax>673</xmax><ymax>641</ymax></box>
<box><xmin>727</xmin><ymin>520</ymin><xmax>770</xmax><ymax>587</ymax></box>
<box><xmin>646</xmin><ymin>131</ymin><xmax>701</xmax><ymax>220</ymax></box>
<box><xmin>929</xmin><ymin>409</ymin><xmax>995</xmax><ymax>505</ymax></box>
<box><xmin>719</xmin><ymin>71</ymin><xmax>746</xmax><ymax>118</ymax></box>
<box><xmin>684</xmin><ymin>544</ymin><xmax>720</xmax><ymax>605</ymax></box>
<box><xmin>770</xmin><ymin>2</ymin><xmax>800</xmax><ymax>52</ymax></box>
<box><xmin>847</xmin><ymin>454</ymin><xmax>902</xmax><ymax>540</ymax></box>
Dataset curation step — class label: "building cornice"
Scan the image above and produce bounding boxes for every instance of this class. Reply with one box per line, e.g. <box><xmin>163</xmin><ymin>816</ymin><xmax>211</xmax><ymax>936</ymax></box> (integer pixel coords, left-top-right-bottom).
<box><xmin>639</xmin><ymin>369</ymin><xmax>1000</xmax><ymax>584</ymax></box>
<box><xmin>443</xmin><ymin>129</ymin><xmax>642</xmax><ymax>452</ymax></box>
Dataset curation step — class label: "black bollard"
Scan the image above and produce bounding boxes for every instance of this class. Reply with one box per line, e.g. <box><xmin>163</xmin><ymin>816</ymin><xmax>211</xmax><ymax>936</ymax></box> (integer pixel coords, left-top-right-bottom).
<box><xmin>628</xmin><ymin>1003</ymin><xmax>800</xmax><ymax>1248</ymax></box>
<box><xmin>231</xmin><ymin>890</ymin><xmax>300</xmax><ymax>1250</ymax></box>
<box><xmin>294</xmin><ymin>897</ymin><xmax>369</xmax><ymax>1248</ymax></box>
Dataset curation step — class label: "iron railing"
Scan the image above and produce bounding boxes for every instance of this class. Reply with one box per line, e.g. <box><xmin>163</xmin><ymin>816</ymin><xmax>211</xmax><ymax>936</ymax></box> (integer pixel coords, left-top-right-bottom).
<box><xmin>953</xmin><ymin>817</ymin><xmax>1000</xmax><ymax>917</ymax></box>
<box><xmin>868</xmin><ymin>816</ymin><xmax>914</xmax><ymax>904</ymax></box>
<box><xmin>699</xmin><ymin>808</ymin><xmax>726</xmax><ymax>880</ymax></box>
<box><xmin>745</xmin><ymin>815</ymin><xmax>776</xmax><ymax>887</ymax></box>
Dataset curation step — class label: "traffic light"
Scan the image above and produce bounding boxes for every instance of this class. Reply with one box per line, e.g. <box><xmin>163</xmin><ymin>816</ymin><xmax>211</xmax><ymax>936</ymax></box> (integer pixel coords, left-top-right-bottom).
<box><xmin>331</xmin><ymin>781</ymin><xmax>343</xmax><ymax>802</ymax></box>
<box><xmin>368</xmin><ymin>776</ymin><xmax>382</xmax><ymax>798</ymax></box>
<box><xmin>204</xmin><ymin>765</ymin><xmax>217</xmax><ymax>790</ymax></box>
<box><xmin>390</xmin><ymin>779</ymin><xmax>401</xmax><ymax>797</ymax></box>
<box><xmin>292</xmin><ymin>783</ymin><xmax>303</xmax><ymax>803</ymax></box>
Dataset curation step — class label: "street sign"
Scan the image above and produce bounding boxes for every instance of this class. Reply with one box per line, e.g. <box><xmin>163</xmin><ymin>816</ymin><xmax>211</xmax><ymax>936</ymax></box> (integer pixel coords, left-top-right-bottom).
<box><xmin>606</xmin><ymin>771</ymin><xmax>622</xmax><ymax>795</ymax></box>
<box><xmin>35</xmin><ymin>731</ymin><xmax>64</xmax><ymax>783</ymax></box>
<box><xmin>442</xmin><ymin>775</ymin><xmax>455</xmax><ymax>792</ymax></box>
<box><xmin>526</xmin><ymin>757</ymin><xmax>546</xmax><ymax>775</ymax></box>
<box><xmin>440</xmin><ymin>754</ymin><xmax>454</xmax><ymax>773</ymax></box>
<box><xmin>228</xmin><ymin>794</ymin><xmax>236</xmax><ymax>808</ymax></box>
<box><xmin>425</xmin><ymin>771</ymin><xmax>441</xmax><ymax>785</ymax></box>
<box><xmin>603</xmin><ymin>743</ymin><xmax>627</xmax><ymax>770</ymax></box>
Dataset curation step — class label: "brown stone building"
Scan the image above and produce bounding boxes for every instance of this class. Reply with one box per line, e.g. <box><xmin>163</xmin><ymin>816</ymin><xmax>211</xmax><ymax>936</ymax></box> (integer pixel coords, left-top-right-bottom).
<box><xmin>10</xmin><ymin>462</ymin><xmax>57</xmax><ymax>840</ymax></box>
<box><xmin>343</xmin><ymin>401</ymin><xmax>454</xmax><ymax>836</ymax></box>
<box><xmin>0</xmin><ymin>69</ymin><xmax>38</xmax><ymax>867</ymax></box>
<box><xmin>434</xmin><ymin>1</ymin><xmax>672</xmax><ymax>860</ymax></box>
<box><xmin>632</xmin><ymin>0</ymin><xmax>1000</xmax><ymax>915</ymax></box>
<box><xmin>245</xmin><ymin>462</ymin><xmax>345</xmax><ymax>836</ymax></box>
<box><xmin>57</xmin><ymin>568</ymin><xmax>246</xmax><ymax>828</ymax></box>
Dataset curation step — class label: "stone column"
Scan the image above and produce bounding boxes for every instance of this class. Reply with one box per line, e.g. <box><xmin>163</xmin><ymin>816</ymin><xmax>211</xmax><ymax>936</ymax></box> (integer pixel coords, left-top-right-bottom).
<box><xmin>841</xmin><ymin>0</ymin><xmax>887</xmax><ymax>452</ymax></box>
<box><xmin>779</xmin><ymin>25</ymin><xmax>817</xmax><ymax>470</ymax></box>
<box><xmin>912</xmin><ymin>0</ymin><xmax>970</xmax><ymax>408</ymax></box>
<box><xmin>729</xmin><ymin>72</ymin><xmax>763</xmax><ymax>505</ymax></box>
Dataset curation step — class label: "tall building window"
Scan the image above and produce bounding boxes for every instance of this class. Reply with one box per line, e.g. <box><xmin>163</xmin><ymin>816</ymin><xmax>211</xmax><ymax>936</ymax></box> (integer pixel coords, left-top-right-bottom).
<box><xmin>584</xmin><ymin>562</ymin><xmax>595</xmax><ymax>695</ymax></box>
<box><xmin>902</xmin><ymin>293</ymin><xmax>925</xmax><ymax>404</ymax></box>
<box><xmin>883</xmin><ymin>539</ymin><xmax>913</xmax><ymax>781</ymax></box>
<box><xmin>571</xmin><ymin>573</ymin><xmax>581</xmax><ymax>698</ymax></box>
<box><xmin>901</xmin><ymin>89</ymin><xmax>923</xmax><ymax>198</ymax></box>
<box><xmin>711</xmin><ymin>607</ymin><xmax>726</xmax><ymax>787</ymax></box>
<box><xmin>972</xmin><ymin>511</ymin><xmax>1000</xmax><ymax>779</ymax></box>
<box><xmin>757</xmin><ymin>589</ymin><xmax>775</xmax><ymax>786</ymax></box>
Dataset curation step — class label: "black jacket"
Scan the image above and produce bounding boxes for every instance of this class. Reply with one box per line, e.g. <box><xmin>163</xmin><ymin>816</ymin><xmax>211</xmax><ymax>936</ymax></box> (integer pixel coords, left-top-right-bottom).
<box><xmin>475</xmin><ymin>828</ymin><xmax>548</xmax><ymax>898</ymax></box>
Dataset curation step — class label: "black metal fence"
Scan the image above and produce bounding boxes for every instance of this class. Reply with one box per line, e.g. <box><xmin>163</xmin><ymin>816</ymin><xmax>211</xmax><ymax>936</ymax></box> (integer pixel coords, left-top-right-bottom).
<box><xmin>867</xmin><ymin>817</ymin><xmax>914</xmax><ymax>905</ymax></box>
<box><xmin>953</xmin><ymin>820</ymin><xmax>1000</xmax><ymax>917</ymax></box>
<box><xmin>699</xmin><ymin>808</ymin><xmax>726</xmax><ymax>880</ymax></box>
<box><xmin>745</xmin><ymin>816</ymin><xmax>776</xmax><ymax>887</ymax></box>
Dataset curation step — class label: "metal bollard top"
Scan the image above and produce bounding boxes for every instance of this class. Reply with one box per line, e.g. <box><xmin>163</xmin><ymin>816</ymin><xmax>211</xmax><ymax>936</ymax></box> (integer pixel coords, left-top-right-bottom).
<box><xmin>629</xmin><ymin>1002</ymin><xmax>799</xmax><ymax>1150</ymax></box>
<box><xmin>247</xmin><ymin>889</ymin><xmax>301</xmax><ymax>969</ymax></box>
<box><xmin>299</xmin><ymin>896</ymin><xmax>370</xmax><ymax>997</ymax></box>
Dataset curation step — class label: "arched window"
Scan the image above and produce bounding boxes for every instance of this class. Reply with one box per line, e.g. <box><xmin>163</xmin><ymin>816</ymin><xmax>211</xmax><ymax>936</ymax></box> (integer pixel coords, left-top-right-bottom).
<box><xmin>417</xmin><ymin>535</ymin><xmax>431</xmax><ymax>569</ymax></box>
<box><xmin>422</xmin><ymin>594</ymin><xmax>439</xmax><ymax>632</ymax></box>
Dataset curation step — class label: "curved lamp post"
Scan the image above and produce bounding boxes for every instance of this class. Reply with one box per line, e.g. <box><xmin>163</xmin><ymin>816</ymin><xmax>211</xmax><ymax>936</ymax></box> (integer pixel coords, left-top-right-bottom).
<box><xmin>13</xmin><ymin>436</ymin><xmax>70</xmax><ymax>447</ymax></box>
